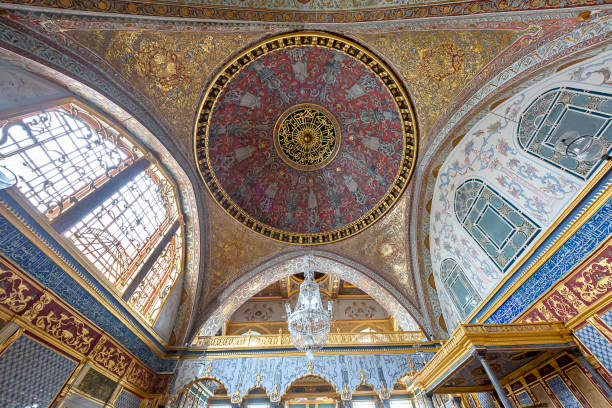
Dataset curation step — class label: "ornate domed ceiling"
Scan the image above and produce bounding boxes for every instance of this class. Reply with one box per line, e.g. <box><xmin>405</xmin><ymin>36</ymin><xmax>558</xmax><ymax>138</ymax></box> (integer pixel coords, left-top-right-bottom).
<box><xmin>195</xmin><ymin>33</ymin><xmax>417</xmax><ymax>244</ymax></box>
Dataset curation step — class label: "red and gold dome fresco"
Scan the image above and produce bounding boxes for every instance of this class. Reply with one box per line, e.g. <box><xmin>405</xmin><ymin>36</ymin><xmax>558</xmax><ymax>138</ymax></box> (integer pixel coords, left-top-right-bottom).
<box><xmin>195</xmin><ymin>33</ymin><xmax>417</xmax><ymax>244</ymax></box>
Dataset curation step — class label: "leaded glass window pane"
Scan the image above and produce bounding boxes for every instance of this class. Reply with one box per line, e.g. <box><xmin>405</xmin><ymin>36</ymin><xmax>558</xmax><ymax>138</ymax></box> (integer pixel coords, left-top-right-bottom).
<box><xmin>128</xmin><ymin>230</ymin><xmax>182</xmax><ymax>322</ymax></box>
<box><xmin>0</xmin><ymin>106</ymin><xmax>140</xmax><ymax>218</ymax></box>
<box><xmin>68</xmin><ymin>167</ymin><xmax>177</xmax><ymax>290</ymax></box>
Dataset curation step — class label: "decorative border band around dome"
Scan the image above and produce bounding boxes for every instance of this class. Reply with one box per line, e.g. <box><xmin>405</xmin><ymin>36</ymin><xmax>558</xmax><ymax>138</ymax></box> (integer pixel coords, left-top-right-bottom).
<box><xmin>194</xmin><ymin>32</ymin><xmax>418</xmax><ymax>245</ymax></box>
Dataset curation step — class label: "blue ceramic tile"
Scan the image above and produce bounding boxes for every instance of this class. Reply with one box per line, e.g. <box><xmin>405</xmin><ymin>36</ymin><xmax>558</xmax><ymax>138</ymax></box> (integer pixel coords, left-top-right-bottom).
<box><xmin>114</xmin><ymin>389</ymin><xmax>142</xmax><ymax>408</ymax></box>
<box><xmin>546</xmin><ymin>376</ymin><xmax>581</xmax><ymax>408</ymax></box>
<box><xmin>575</xmin><ymin>324</ymin><xmax>612</xmax><ymax>374</ymax></box>
<box><xmin>0</xmin><ymin>336</ymin><xmax>77</xmax><ymax>408</ymax></box>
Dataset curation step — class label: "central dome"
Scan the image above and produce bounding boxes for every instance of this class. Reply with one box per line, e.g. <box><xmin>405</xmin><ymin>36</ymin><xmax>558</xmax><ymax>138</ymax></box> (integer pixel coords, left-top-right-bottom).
<box><xmin>195</xmin><ymin>33</ymin><xmax>417</xmax><ymax>244</ymax></box>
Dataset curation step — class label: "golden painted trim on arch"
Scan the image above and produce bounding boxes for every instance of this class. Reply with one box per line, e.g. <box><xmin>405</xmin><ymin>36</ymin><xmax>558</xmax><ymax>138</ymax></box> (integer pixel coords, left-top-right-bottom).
<box><xmin>193</xmin><ymin>31</ymin><xmax>418</xmax><ymax>245</ymax></box>
<box><xmin>466</xmin><ymin>160</ymin><xmax>612</xmax><ymax>325</ymax></box>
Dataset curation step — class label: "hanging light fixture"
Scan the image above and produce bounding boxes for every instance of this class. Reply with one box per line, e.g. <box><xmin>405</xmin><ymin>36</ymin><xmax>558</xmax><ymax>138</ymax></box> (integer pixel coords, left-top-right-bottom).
<box><xmin>285</xmin><ymin>255</ymin><xmax>333</xmax><ymax>360</ymax></box>
<box><xmin>555</xmin><ymin>131</ymin><xmax>609</xmax><ymax>162</ymax></box>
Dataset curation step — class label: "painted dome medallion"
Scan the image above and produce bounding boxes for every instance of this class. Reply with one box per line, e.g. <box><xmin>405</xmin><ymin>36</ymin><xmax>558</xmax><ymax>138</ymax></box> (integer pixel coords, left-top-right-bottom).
<box><xmin>195</xmin><ymin>33</ymin><xmax>417</xmax><ymax>244</ymax></box>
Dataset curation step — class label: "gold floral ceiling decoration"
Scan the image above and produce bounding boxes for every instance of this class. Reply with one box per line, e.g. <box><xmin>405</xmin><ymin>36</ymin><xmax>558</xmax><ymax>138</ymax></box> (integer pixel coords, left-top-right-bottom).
<box><xmin>194</xmin><ymin>32</ymin><xmax>418</xmax><ymax>245</ymax></box>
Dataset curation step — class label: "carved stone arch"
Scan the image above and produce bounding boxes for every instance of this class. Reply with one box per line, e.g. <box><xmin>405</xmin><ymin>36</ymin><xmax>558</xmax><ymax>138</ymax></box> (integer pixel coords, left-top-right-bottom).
<box><xmin>193</xmin><ymin>249</ymin><xmax>431</xmax><ymax>340</ymax></box>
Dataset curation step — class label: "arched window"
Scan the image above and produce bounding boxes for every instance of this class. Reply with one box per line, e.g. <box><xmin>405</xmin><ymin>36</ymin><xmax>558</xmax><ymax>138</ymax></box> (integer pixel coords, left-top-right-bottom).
<box><xmin>439</xmin><ymin>259</ymin><xmax>481</xmax><ymax>318</ymax></box>
<box><xmin>454</xmin><ymin>179</ymin><xmax>540</xmax><ymax>271</ymax></box>
<box><xmin>517</xmin><ymin>87</ymin><xmax>612</xmax><ymax>179</ymax></box>
<box><xmin>0</xmin><ymin>101</ymin><xmax>183</xmax><ymax>324</ymax></box>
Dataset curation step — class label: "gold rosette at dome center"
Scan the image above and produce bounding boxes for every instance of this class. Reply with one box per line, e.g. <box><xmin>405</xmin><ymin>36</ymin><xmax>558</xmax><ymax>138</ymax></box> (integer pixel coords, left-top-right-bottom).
<box><xmin>274</xmin><ymin>104</ymin><xmax>341</xmax><ymax>171</ymax></box>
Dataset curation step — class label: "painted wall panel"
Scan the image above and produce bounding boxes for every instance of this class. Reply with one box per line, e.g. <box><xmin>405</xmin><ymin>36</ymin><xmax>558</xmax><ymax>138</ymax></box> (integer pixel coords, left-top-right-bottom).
<box><xmin>529</xmin><ymin>383</ymin><xmax>556</xmax><ymax>407</ymax></box>
<box><xmin>565</xmin><ymin>366</ymin><xmax>610</xmax><ymax>408</ymax></box>
<box><xmin>0</xmin><ymin>335</ymin><xmax>77</xmax><ymax>408</ymax></box>
<box><xmin>0</xmin><ymin>64</ymin><xmax>71</xmax><ymax>112</ymax></box>
<box><xmin>430</xmin><ymin>50</ymin><xmax>612</xmax><ymax>327</ymax></box>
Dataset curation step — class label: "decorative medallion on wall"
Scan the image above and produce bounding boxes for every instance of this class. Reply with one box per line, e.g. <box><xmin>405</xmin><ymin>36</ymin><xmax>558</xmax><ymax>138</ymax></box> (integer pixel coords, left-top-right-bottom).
<box><xmin>195</xmin><ymin>32</ymin><xmax>418</xmax><ymax>244</ymax></box>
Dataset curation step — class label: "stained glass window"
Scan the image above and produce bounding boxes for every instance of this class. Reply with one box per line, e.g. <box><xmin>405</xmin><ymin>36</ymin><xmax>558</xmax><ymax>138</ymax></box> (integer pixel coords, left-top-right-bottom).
<box><xmin>0</xmin><ymin>105</ymin><xmax>139</xmax><ymax>218</ymax></box>
<box><xmin>67</xmin><ymin>166</ymin><xmax>177</xmax><ymax>289</ymax></box>
<box><xmin>0</xmin><ymin>103</ymin><xmax>183</xmax><ymax>324</ymax></box>
<box><xmin>454</xmin><ymin>179</ymin><xmax>540</xmax><ymax>271</ymax></box>
<box><xmin>518</xmin><ymin>87</ymin><xmax>612</xmax><ymax>180</ymax></box>
<box><xmin>440</xmin><ymin>258</ymin><xmax>481</xmax><ymax>318</ymax></box>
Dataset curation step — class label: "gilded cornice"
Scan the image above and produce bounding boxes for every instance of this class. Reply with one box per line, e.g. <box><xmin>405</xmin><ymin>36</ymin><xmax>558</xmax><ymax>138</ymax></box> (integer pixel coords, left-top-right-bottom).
<box><xmin>412</xmin><ymin>322</ymin><xmax>574</xmax><ymax>392</ymax></box>
<box><xmin>0</xmin><ymin>0</ymin><xmax>606</xmax><ymax>24</ymax></box>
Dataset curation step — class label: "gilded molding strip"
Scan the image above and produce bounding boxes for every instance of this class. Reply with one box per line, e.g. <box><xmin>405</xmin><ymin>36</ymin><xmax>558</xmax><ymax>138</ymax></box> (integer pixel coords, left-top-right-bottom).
<box><xmin>194</xmin><ymin>32</ymin><xmax>417</xmax><ymax>245</ymax></box>
<box><xmin>193</xmin><ymin>331</ymin><xmax>424</xmax><ymax>350</ymax></box>
<box><xmin>0</xmin><ymin>0</ymin><xmax>606</xmax><ymax>24</ymax></box>
<box><xmin>412</xmin><ymin>322</ymin><xmax>575</xmax><ymax>392</ymax></box>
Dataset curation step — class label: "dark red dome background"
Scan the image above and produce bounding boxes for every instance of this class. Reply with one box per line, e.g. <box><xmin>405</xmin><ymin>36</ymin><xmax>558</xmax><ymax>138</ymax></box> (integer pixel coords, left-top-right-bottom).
<box><xmin>206</xmin><ymin>45</ymin><xmax>405</xmax><ymax>235</ymax></box>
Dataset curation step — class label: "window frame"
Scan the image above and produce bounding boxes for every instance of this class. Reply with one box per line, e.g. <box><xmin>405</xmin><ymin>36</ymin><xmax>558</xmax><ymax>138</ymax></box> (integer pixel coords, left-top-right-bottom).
<box><xmin>0</xmin><ymin>97</ymin><xmax>185</xmax><ymax>326</ymax></box>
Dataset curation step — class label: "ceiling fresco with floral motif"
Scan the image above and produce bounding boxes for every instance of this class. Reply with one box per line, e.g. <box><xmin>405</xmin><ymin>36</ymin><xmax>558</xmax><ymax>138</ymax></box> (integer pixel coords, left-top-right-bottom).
<box><xmin>57</xmin><ymin>23</ymin><xmax>526</xmax><ymax>339</ymax></box>
<box><xmin>355</xmin><ymin>30</ymin><xmax>519</xmax><ymax>139</ymax></box>
<box><xmin>67</xmin><ymin>29</ymin><xmax>267</xmax><ymax>157</ymax></box>
<box><xmin>202</xmin><ymin>42</ymin><xmax>407</xmax><ymax>238</ymax></box>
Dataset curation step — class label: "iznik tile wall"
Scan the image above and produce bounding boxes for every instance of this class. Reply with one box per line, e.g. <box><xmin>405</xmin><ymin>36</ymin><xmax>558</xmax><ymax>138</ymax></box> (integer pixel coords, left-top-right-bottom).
<box><xmin>114</xmin><ymin>389</ymin><xmax>142</xmax><ymax>408</ymax></box>
<box><xmin>546</xmin><ymin>376</ymin><xmax>581</xmax><ymax>408</ymax></box>
<box><xmin>0</xmin><ymin>202</ymin><xmax>175</xmax><ymax>372</ymax></box>
<box><xmin>0</xmin><ymin>335</ymin><xmax>77</xmax><ymax>407</ymax></box>
<box><xmin>575</xmin><ymin>324</ymin><xmax>612</xmax><ymax>375</ymax></box>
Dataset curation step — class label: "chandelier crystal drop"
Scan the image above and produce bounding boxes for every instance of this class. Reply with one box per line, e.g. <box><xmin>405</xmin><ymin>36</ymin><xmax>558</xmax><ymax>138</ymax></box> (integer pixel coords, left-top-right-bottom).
<box><xmin>285</xmin><ymin>256</ymin><xmax>333</xmax><ymax>360</ymax></box>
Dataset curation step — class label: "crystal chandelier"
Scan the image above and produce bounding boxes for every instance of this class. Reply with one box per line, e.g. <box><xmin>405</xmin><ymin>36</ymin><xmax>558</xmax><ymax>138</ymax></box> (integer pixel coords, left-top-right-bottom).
<box><xmin>285</xmin><ymin>256</ymin><xmax>333</xmax><ymax>359</ymax></box>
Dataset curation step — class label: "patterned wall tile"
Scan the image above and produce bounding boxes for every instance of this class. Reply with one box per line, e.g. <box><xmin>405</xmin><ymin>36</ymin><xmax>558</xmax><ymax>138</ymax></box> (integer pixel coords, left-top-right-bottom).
<box><xmin>0</xmin><ymin>335</ymin><xmax>77</xmax><ymax>407</ymax></box>
<box><xmin>64</xmin><ymin>393</ymin><xmax>104</xmax><ymax>408</ymax></box>
<box><xmin>488</xmin><ymin>194</ymin><xmax>612</xmax><ymax>323</ymax></box>
<box><xmin>575</xmin><ymin>324</ymin><xmax>612</xmax><ymax>375</ymax></box>
<box><xmin>600</xmin><ymin>309</ymin><xmax>612</xmax><ymax>329</ymax></box>
<box><xmin>515</xmin><ymin>391</ymin><xmax>533</xmax><ymax>406</ymax></box>
<box><xmin>0</xmin><ymin>208</ymin><xmax>175</xmax><ymax>372</ymax></box>
<box><xmin>474</xmin><ymin>393</ymin><xmax>497</xmax><ymax>408</ymax></box>
<box><xmin>545</xmin><ymin>376</ymin><xmax>581</xmax><ymax>408</ymax></box>
<box><xmin>114</xmin><ymin>389</ymin><xmax>142</xmax><ymax>408</ymax></box>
